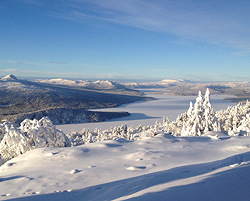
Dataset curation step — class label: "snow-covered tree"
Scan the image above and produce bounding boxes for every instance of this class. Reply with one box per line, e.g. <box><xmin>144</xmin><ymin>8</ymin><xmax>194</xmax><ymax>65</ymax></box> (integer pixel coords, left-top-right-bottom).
<box><xmin>0</xmin><ymin>121</ymin><xmax>31</xmax><ymax>164</ymax></box>
<box><xmin>187</xmin><ymin>101</ymin><xmax>194</xmax><ymax>117</ymax></box>
<box><xmin>20</xmin><ymin>117</ymin><xmax>70</xmax><ymax>148</ymax></box>
<box><xmin>180</xmin><ymin>89</ymin><xmax>217</xmax><ymax>136</ymax></box>
<box><xmin>0</xmin><ymin>117</ymin><xmax>70</xmax><ymax>165</ymax></box>
<box><xmin>216</xmin><ymin>100</ymin><xmax>250</xmax><ymax>135</ymax></box>
<box><xmin>203</xmin><ymin>88</ymin><xmax>216</xmax><ymax>132</ymax></box>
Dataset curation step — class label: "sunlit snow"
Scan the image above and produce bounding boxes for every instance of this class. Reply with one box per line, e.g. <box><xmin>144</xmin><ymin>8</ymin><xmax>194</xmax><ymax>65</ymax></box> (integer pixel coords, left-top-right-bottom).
<box><xmin>0</xmin><ymin>90</ymin><xmax>250</xmax><ymax>201</ymax></box>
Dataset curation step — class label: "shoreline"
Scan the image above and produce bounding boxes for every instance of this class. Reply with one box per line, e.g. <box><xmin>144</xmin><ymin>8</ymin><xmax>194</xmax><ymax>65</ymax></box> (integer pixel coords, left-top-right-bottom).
<box><xmin>56</xmin><ymin>93</ymin><xmax>236</xmax><ymax>133</ymax></box>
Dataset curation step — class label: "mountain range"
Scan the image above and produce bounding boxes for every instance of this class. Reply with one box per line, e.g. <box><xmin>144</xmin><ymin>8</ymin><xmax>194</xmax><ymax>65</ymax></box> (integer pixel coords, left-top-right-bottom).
<box><xmin>1</xmin><ymin>74</ymin><xmax>250</xmax><ymax>124</ymax></box>
<box><xmin>0</xmin><ymin>75</ymin><xmax>150</xmax><ymax>124</ymax></box>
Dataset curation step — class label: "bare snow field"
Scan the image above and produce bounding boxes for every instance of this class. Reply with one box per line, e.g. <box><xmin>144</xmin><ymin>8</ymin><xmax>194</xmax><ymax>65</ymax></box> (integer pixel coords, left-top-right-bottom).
<box><xmin>1</xmin><ymin>133</ymin><xmax>250</xmax><ymax>200</ymax></box>
<box><xmin>57</xmin><ymin>91</ymin><xmax>235</xmax><ymax>133</ymax></box>
<box><xmin>1</xmin><ymin>91</ymin><xmax>248</xmax><ymax>201</ymax></box>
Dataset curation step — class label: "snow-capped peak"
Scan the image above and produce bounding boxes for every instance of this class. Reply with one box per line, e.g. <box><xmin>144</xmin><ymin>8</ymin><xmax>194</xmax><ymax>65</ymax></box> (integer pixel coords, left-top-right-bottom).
<box><xmin>1</xmin><ymin>74</ymin><xmax>18</xmax><ymax>81</ymax></box>
<box><xmin>160</xmin><ymin>79</ymin><xmax>185</xmax><ymax>83</ymax></box>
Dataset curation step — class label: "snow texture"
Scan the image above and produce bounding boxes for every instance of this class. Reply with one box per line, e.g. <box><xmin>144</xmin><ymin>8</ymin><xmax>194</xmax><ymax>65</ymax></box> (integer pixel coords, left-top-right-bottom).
<box><xmin>0</xmin><ymin>117</ymin><xmax>70</xmax><ymax>165</ymax></box>
<box><xmin>1</xmin><ymin>132</ymin><xmax>250</xmax><ymax>200</ymax></box>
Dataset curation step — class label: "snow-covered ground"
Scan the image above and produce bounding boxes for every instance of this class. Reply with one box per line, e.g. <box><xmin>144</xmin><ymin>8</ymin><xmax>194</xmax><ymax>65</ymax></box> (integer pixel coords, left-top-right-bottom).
<box><xmin>1</xmin><ymin>92</ymin><xmax>248</xmax><ymax>201</ymax></box>
<box><xmin>57</xmin><ymin>91</ymin><xmax>235</xmax><ymax>133</ymax></box>
<box><xmin>1</xmin><ymin>132</ymin><xmax>250</xmax><ymax>200</ymax></box>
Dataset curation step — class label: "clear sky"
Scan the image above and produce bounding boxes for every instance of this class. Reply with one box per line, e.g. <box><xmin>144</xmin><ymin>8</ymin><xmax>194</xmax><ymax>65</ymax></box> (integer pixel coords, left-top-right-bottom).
<box><xmin>0</xmin><ymin>0</ymin><xmax>250</xmax><ymax>82</ymax></box>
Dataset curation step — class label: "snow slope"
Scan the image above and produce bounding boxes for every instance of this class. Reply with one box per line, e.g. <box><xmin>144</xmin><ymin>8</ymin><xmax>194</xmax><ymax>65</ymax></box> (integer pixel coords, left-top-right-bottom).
<box><xmin>1</xmin><ymin>132</ymin><xmax>250</xmax><ymax>200</ymax></box>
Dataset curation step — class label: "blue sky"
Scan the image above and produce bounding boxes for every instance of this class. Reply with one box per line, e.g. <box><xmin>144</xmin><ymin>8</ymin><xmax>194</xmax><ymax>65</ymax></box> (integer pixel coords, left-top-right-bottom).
<box><xmin>0</xmin><ymin>0</ymin><xmax>250</xmax><ymax>82</ymax></box>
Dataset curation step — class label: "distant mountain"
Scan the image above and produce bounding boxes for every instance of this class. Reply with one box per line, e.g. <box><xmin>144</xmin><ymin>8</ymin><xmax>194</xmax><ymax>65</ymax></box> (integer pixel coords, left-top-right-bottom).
<box><xmin>1</xmin><ymin>74</ymin><xmax>249</xmax><ymax>126</ymax></box>
<box><xmin>1</xmin><ymin>74</ymin><xmax>19</xmax><ymax>81</ymax></box>
<box><xmin>160</xmin><ymin>79</ymin><xmax>194</xmax><ymax>83</ymax></box>
<box><xmin>161</xmin><ymin>79</ymin><xmax>184</xmax><ymax>83</ymax></box>
<box><xmin>37</xmin><ymin>78</ymin><xmax>127</xmax><ymax>90</ymax></box>
<box><xmin>0</xmin><ymin>75</ymin><xmax>151</xmax><ymax>124</ymax></box>
<box><xmin>123</xmin><ymin>79</ymin><xmax>250</xmax><ymax>98</ymax></box>
<box><xmin>122</xmin><ymin>79</ymin><xmax>192</xmax><ymax>89</ymax></box>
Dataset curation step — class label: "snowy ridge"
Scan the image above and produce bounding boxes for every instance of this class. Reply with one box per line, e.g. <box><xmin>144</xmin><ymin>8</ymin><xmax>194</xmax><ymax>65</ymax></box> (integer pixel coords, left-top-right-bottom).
<box><xmin>37</xmin><ymin>78</ymin><xmax>126</xmax><ymax>90</ymax></box>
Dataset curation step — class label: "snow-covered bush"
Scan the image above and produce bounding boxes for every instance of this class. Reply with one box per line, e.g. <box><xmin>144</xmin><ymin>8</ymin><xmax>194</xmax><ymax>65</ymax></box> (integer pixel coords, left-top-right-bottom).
<box><xmin>66</xmin><ymin>123</ymin><xmax>156</xmax><ymax>146</ymax></box>
<box><xmin>0</xmin><ymin>117</ymin><xmax>70</xmax><ymax>165</ymax></box>
<box><xmin>19</xmin><ymin>117</ymin><xmax>70</xmax><ymax>148</ymax></box>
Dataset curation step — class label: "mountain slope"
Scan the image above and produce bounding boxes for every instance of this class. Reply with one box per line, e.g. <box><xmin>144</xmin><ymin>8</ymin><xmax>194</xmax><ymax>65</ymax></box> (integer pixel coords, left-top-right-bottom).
<box><xmin>0</xmin><ymin>75</ymin><xmax>150</xmax><ymax>124</ymax></box>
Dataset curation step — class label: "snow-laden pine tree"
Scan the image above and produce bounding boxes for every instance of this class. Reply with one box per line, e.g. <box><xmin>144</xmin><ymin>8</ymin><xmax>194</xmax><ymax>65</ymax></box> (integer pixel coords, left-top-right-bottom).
<box><xmin>187</xmin><ymin>101</ymin><xmax>194</xmax><ymax>117</ymax></box>
<box><xmin>216</xmin><ymin>100</ymin><xmax>250</xmax><ymax>135</ymax></box>
<box><xmin>203</xmin><ymin>88</ymin><xmax>216</xmax><ymax>132</ymax></box>
<box><xmin>162</xmin><ymin>116</ymin><xmax>171</xmax><ymax>132</ymax></box>
<box><xmin>180</xmin><ymin>89</ymin><xmax>217</xmax><ymax>136</ymax></box>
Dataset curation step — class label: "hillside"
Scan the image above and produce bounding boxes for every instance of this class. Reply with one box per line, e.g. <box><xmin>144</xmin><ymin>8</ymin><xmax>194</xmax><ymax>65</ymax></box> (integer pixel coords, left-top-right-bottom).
<box><xmin>0</xmin><ymin>75</ymin><xmax>150</xmax><ymax>124</ymax></box>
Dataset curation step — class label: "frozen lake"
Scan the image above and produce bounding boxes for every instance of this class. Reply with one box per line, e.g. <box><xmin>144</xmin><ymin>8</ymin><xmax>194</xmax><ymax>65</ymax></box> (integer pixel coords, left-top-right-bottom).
<box><xmin>56</xmin><ymin>92</ymin><xmax>236</xmax><ymax>133</ymax></box>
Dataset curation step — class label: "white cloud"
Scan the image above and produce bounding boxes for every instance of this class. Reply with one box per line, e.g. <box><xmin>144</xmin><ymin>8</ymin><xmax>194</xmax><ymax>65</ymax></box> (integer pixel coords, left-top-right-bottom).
<box><xmin>21</xmin><ymin>0</ymin><xmax>250</xmax><ymax>51</ymax></box>
<box><xmin>54</xmin><ymin>0</ymin><xmax>250</xmax><ymax>52</ymax></box>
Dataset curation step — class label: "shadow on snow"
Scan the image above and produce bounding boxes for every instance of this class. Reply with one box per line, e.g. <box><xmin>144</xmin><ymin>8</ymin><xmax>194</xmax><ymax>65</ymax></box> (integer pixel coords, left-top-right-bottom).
<box><xmin>7</xmin><ymin>151</ymin><xmax>250</xmax><ymax>201</ymax></box>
